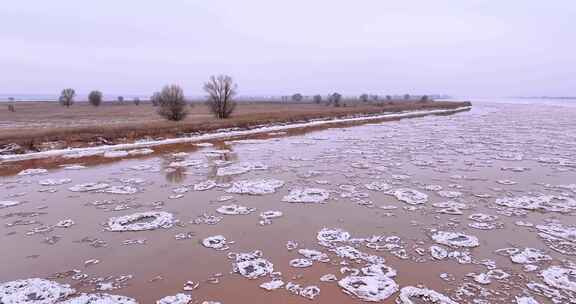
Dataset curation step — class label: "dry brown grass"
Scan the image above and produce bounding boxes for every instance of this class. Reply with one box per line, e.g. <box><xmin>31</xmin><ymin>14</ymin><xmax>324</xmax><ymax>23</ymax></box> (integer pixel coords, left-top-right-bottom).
<box><xmin>0</xmin><ymin>101</ymin><xmax>470</xmax><ymax>149</ymax></box>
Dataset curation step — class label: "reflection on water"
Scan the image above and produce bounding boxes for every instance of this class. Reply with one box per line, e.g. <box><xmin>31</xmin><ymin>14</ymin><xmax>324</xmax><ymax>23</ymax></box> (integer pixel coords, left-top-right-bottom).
<box><xmin>1</xmin><ymin>101</ymin><xmax>575</xmax><ymax>303</ymax></box>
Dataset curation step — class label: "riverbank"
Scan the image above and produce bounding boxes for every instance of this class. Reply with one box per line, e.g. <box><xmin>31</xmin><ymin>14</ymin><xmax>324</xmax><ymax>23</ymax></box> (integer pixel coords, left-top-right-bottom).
<box><xmin>0</xmin><ymin>101</ymin><xmax>470</xmax><ymax>155</ymax></box>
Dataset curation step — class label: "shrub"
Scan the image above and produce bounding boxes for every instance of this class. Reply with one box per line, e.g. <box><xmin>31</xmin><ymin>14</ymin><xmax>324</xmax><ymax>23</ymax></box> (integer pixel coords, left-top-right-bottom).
<box><xmin>203</xmin><ymin>75</ymin><xmax>237</xmax><ymax>119</ymax></box>
<box><xmin>359</xmin><ymin>94</ymin><xmax>369</xmax><ymax>102</ymax></box>
<box><xmin>8</xmin><ymin>104</ymin><xmax>15</xmax><ymax>112</ymax></box>
<box><xmin>313</xmin><ymin>95</ymin><xmax>322</xmax><ymax>104</ymax></box>
<box><xmin>157</xmin><ymin>85</ymin><xmax>188</xmax><ymax>121</ymax></box>
<box><xmin>150</xmin><ymin>92</ymin><xmax>161</xmax><ymax>106</ymax></box>
<box><xmin>117</xmin><ymin>96</ymin><xmax>124</xmax><ymax>104</ymax></box>
<box><xmin>133</xmin><ymin>97</ymin><xmax>141</xmax><ymax>106</ymax></box>
<box><xmin>88</xmin><ymin>90</ymin><xmax>103</xmax><ymax>107</ymax></box>
<box><xmin>420</xmin><ymin>95</ymin><xmax>430</xmax><ymax>103</ymax></box>
<box><xmin>291</xmin><ymin>93</ymin><xmax>303</xmax><ymax>102</ymax></box>
<box><xmin>329</xmin><ymin>92</ymin><xmax>342</xmax><ymax>107</ymax></box>
<box><xmin>59</xmin><ymin>88</ymin><xmax>75</xmax><ymax>107</ymax></box>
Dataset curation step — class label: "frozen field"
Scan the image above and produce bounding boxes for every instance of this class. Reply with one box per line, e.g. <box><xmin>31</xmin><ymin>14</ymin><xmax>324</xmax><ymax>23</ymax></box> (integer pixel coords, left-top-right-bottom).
<box><xmin>1</xmin><ymin>100</ymin><xmax>575</xmax><ymax>303</ymax></box>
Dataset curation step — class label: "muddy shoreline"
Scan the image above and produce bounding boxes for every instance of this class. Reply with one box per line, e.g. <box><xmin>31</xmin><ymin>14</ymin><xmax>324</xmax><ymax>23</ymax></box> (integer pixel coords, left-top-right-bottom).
<box><xmin>0</xmin><ymin>101</ymin><xmax>470</xmax><ymax>154</ymax></box>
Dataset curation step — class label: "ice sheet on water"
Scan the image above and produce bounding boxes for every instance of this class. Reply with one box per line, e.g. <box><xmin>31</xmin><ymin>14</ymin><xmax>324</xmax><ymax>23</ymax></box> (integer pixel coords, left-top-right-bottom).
<box><xmin>0</xmin><ymin>200</ymin><xmax>21</xmax><ymax>209</ymax></box>
<box><xmin>216</xmin><ymin>204</ymin><xmax>255</xmax><ymax>215</ymax></box>
<box><xmin>226</xmin><ymin>179</ymin><xmax>284</xmax><ymax>195</ymax></box>
<box><xmin>59</xmin><ymin>293</ymin><xmax>138</xmax><ymax>304</ymax></box>
<box><xmin>282</xmin><ymin>188</ymin><xmax>330</xmax><ymax>203</ymax></box>
<box><xmin>168</xmin><ymin>159</ymin><xmax>203</xmax><ymax>168</ymax></box>
<box><xmin>18</xmin><ymin>168</ymin><xmax>48</xmax><ymax>176</ymax></box>
<box><xmin>495</xmin><ymin>195</ymin><xmax>576</xmax><ymax>213</ymax></box>
<box><xmin>431</xmin><ymin>231</ymin><xmax>480</xmax><ymax>248</ymax></box>
<box><xmin>69</xmin><ymin>183</ymin><xmax>110</xmax><ymax>192</ymax></box>
<box><xmin>193</xmin><ymin>180</ymin><xmax>216</xmax><ymax>191</ymax></box>
<box><xmin>216</xmin><ymin>161</ymin><xmax>268</xmax><ymax>176</ymax></box>
<box><xmin>104</xmin><ymin>150</ymin><xmax>129</xmax><ymax>158</ymax></box>
<box><xmin>389</xmin><ymin>188</ymin><xmax>428</xmax><ymax>205</ymax></box>
<box><xmin>515</xmin><ymin>296</ymin><xmax>540</xmax><ymax>304</ymax></box>
<box><xmin>39</xmin><ymin>178</ymin><xmax>71</xmax><ymax>186</ymax></box>
<box><xmin>536</xmin><ymin>222</ymin><xmax>576</xmax><ymax>255</ymax></box>
<box><xmin>364</xmin><ymin>182</ymin><xmax>391</xmax><ymax>192</ymax></box>
<box><xmin>437</xmin><ymin>191</ymin><xmax>463</xmax><ymax>198</ymax></box>
<box><xmin>430</xmin><ymin>245</ymin><xmax>449</xmax><ymax>260</ymax></box>
<box><xmin>106</xmin><ymin>211</ymin><xmax>175</xmax><ymax>232</ymax></box>
<box><xmin>101</xmin><ymin>185</ymin><xmax>139</xmax><ymax>195</ymax></box>
<box><xmin>156</xmin><ymin>293</ymin><xmax>191</xmax><ymax>304</ymax></box>
<box><xmin>361</xmin><ymin>264</ymin><xmax>397</xmax><ymax>278</ymax></box>
<box><xmin>0</xmin><ymin>278</ymin><xmax>75</xmax><ymax>304</ymax></box>
<box><xmin>397</xmin><ymin>286</ymin><xmax>458</xmax><ymax>304</ymax></box>
<box><xmin>338</xmin><ymin>275</ymin><xmax>398</xmax><ymax>302</ymax></box>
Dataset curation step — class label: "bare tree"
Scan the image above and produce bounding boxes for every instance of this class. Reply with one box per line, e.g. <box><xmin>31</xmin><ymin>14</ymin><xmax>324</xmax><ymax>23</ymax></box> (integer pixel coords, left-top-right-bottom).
<box><xmin>313</xmin><ymin>95</ymin><xmax>322</xmax><ymax>104</ymax></box>
<box><xmin>88</xmin><ymin>90</ymin><xmax>103</xmax><ymax>107</ymax></box>
<box><xmin>133</xmin><ymin>97</ymin><xmax>141</xmax><ymax>106</ymax></box>
<box><xmin>59</xmin><ymin>88</ymin><xmax>76</xmax><ymax>107</ymax></box>
<box><xmin>150</xmin><ymin>92</ymin><xmax>161</xmax><ymax>106</ymax></box>
<box><xmin>157</xmin><ymin>85</ymin><xmax>188</xmax><ymax>121</ymax></box>
<box><xmin>291</xmin><ymin>93</ymin><xmax>303</xmax><ymax>102</ymax></box>
<box><xmin>359</xmin><ymin>94</ymin><xmax>369</xmax><ymax>102</ymax></box>
<box><xmin>329</xmin><ymin>92</ymin><xmax>342</xmax><ymax>107</ymax></box>
<box><xmin>203</xmin><ymin>75</ymin><xmax>237</xmax><ymax>119</ymax></box>
<box><xmin>117</xmin><ymin>96</ymin><xmax>124</xmax><ymax>104</ymax></box>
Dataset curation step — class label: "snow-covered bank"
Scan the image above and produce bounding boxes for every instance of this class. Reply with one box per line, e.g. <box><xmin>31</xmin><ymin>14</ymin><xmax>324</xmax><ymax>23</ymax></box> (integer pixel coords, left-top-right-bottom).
<box><xmin>0</xmin><ymin>106</ymin><xmax>470</xmax><ymax>163</ymax></box>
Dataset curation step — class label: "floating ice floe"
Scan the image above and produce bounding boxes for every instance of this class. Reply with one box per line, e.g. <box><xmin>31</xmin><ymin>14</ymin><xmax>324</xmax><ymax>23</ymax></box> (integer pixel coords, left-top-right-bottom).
<box><xmin>389</xmin><ymin>188</ymin><xmax>428</xmax><ymax>205</ymax></box>
<box><xmin>260</xmin><ymin>279</ymin><xmax>284</xmax><ymax>291</ymax></box>
<box><xmin>216</xmin><ymin>204</ymin><xmax>255</xmax><ymax>215</ymax></box>
<box><xmin>320</xmin><ymin>274</ymin><xmax>338</xmax><ymax>282</ymax></box>
<box><xmin>430</xmin><ymin>245</ymin><xmax>449</xmax><ymax>260</ymax></box>
<box><xmin>535</xmin><ymin>222</ymin><xmax>576</xmax><ymax>255</ymax></box>
<box><xmin>230</xmin><ymin>251</ymin><xmax>274</xmax><ymax>279</ymax></box>
<box><xmin>202</xmin><ymin>235</ymin><xmax>229</xmax><ymax>250</ymax></box>
<box><xmin>469</xmin><ymin>213</ymin><xmax>498</xmax><ymax>222</ymax></box>
<box><xmin>317</xmin><ymin>227</ymin><xmax>351</xmax><ymax>243</ymax></box>
<box><xmin>17</xmin><ymin>168</ymin><xmax>48</xmax><ymax>176</ymax></box>
<box><xmin>106</xmin><ymin>211</ymin><xmax>175</xmax><ymax>232</ymax></box>
<box><xmin>338</xmin><ymin>275</ymin><xmax>398</xmax><ymax>302</ymax></box>
<box><xmin>495</xmin><ymin>195</ymin><xmax>576</xmax><ymax>213</ymax></box>
<box><xmin>156</xmin><ymin>293</ymin><xmax>192</xmax><ymax>304</ymax></box>
<box><xmin>0</xmin><ymin>201</ymin><xmax>21</xmax><ymax>209</ymax></box>
<box><xmin>282</xmin><ymin>188</ymin><xmax>330</xmax><ymax>204</ymax></box>
<box><xmin>289</xmin><ymin>258</ymin><xmax>313</xmax><ymax>268</ymax></box>
<box><xmin>69</xmin><ymin>183</ymin><xmax>110</xmax><ymax>192</ymax></box>
<box><xmin>0</xmin><ymin>278</ymin><xmax>75</xmax><ymax>304</ymax></box>
<box><xmin>361</xmin><ymin>264</ymin><xmax>397</xmax><ymax>278</ymax></box>
<box><xmin>101</xmin><ymin>185</ymin><xmax>139</xmax><ymax>195</ymax></box>
<box><xmin>55</xmin><ymin>219</ymin><xmax>74</xmax><ymax>228</ymax></box>
<box><xmin>365</xmin><ymin>182</ymin><xmax>391</xmax><ymax>192</ymax></box>
<box><xmin>259</xmin><ymin>210</ymin><xmax>283</xmax><ymax>225</ymax></box>
<box><xmin>216</xmin><ymin>162</ymin><xmax>267</xmax><ymax>176</ymax></box>
<box><xmin>298</xmin><ymin>249</ymin><xmax>329</xmax><ymax>262</ymax></box>
<box><xmin>39</xmin><ymin>178</ymin><xmax>72</xmax><ymax>186</ymax></box>
<box><xmin>541</xmin><ymin>266</ymin><xmax>576</xmax><ymax>292</ymax></box>
<box><xmin>515</xmin><ymin>296</ymin><xmax>540</xmax><ymax>304</ymax></box>
<box><xmin>437</xmin><ymin>191</ymin><xmax>463</xmax><ymax>198</ymax></box>
<box><xmin>59</xmin><ymin>293</ymin><xmax>138</xmax><ymax>304</ymax></box>
<box><xmin>431</xmin><ymin>231</ymin><xmax>479</xmax><ymax>248</ymax></box>
<box><xmin>510</xmin><ymin>248</ymin><xmax>552</xmax><ymax>264</ymax></box>
<box><xmin>226</xmin><ymin>179</ymin><xmax>284</xmax><ymax>195</ymax></box>
<box><xmin>397</xmin><ymin>286</ymin><xmax>458</xmax><ymax>304</ymax></box>
<box><xmin>128</xmin><ymin>148</ymin><xmax>154</xmax><ymax>156</ymax></box>
<box><xmin>193</xmin><ymin>180</ymin><xmax>216</xmax><ymax>191</ymax></box>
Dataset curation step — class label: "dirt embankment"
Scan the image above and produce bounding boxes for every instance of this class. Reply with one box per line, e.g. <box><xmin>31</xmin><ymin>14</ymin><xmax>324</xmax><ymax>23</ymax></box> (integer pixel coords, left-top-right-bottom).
<box><xmin>0</xmin><ymin>101</ymin><xmax>471</xmax><ymax>153</ymax></box>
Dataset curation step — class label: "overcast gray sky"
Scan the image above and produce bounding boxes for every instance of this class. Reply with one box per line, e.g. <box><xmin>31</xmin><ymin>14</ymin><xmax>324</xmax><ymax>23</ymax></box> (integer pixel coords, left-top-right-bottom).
<box><xmin>1</xmin><ymin>0</ymin><xmax>574</xmax><ymax>97</ymax></box>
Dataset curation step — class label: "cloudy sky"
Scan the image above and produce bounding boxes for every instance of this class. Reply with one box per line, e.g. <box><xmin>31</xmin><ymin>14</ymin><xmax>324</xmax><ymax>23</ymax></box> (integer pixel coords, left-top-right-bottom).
<box><xmin>1</xmin><ymin>0</ymin><xmax>574</xmax><ymax>97</ymax></box>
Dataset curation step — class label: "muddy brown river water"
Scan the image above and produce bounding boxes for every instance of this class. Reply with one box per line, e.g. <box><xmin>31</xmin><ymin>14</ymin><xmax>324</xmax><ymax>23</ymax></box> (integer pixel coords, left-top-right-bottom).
<box><xmin>1</xmin><ymin>101</ymin><xmax>575</xmax><ymax>304</ymax></box>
